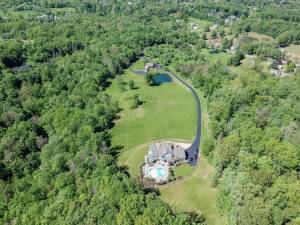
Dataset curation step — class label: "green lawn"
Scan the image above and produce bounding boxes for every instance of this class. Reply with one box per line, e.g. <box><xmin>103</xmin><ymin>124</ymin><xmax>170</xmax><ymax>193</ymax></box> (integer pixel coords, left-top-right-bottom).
<box><xmin>107</xmin><ymin>61</ymin><xmax>197</xmax><ymax>152</ymax></box>
<box><xmin>172</xmin><ymin>163</ymin><xmax>194</xmax><ymax>177</ymax></box>
<box><xmin>107</xmin><ymin>60</ymin><xmax>226</xmax><ymax>225</ymax></box>
<box><xmin>284</xmin><ymin>44</ymin><xmax>300</xmax><ymax>64</ymax></box>
<box><xmin>231</xmin><ymin>55</ymin><xmax>271</xmax><ymax>77</ymax></box>
<box><xmin>130</xmin><ymin>58</ymin><xmax>145</xmax><ymax>70</ymax></box>
<box><xmin>247</xmin><ymin>32</ymin><xmax>274</xmax><ymax>41</ymax></box>
<box><xmin>159</xmin><ymin>89</ymin><xmax>227</xmax><ymax>225</ymax></box>
<box><xmin>199</xmin><ymin>49</ymin><xmax>232</xmax><ymax>64</ymax></box>
<box><xmin>188</xmin><ymin>17</ymin><xmax>213</xmax><ymax>33</ymax></box>
<box><xmin>160</xmin><ymin>158</ymin><xmax>225</xmax><ymax>225</ymax></box>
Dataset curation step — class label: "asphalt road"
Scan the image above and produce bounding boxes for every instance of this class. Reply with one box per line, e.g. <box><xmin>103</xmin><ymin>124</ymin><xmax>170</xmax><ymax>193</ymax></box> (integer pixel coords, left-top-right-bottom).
<box><xmin>132</xmin><ymin>58</ymin><xmax>202</xmax><ymax>166</ymax></box>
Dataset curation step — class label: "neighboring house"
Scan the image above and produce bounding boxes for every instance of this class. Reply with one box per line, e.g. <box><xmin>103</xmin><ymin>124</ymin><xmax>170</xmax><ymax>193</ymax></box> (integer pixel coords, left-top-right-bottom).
<box><xmin>270</xmin><ymin>59</ymin><xmax>292</xmax><ymax>77</ymax></box>
<box><xmin>144</xmin><ymin>62</ymin><xmax>154</xmax><ymax>72</ymax></box>
<box><xmin>145</xmin><ymin>142</ymin><xmax>187</xmax><ymax>165</ymax></box>
<box><xmin>190</xmin><ymin>22</ymin><xmax>198</xmax><ymax>31</ymax></box>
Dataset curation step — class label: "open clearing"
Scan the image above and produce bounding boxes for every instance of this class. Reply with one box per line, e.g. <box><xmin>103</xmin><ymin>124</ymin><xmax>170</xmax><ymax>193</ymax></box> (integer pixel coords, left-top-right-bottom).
<box><xmin>284</xmin><ymin>45</ymin><xmax>300</xmax><ymax>64</ymax></box>
<box><xmin>188</xmin><ymin>17</ymin><xmax>213</xmax><ymax>33</ymax></box>
<box><xmin>247</xmin><ymin>31</ymin><xmax>274</xmax><ymax>41</ymax></box>
<box><xmin>107</xmin><ymin>60</ymin><xmax>226</xmax><ymax>225</ymax></box>
<box><xmin>107</xmin><ymin>60</ymin><xmax>197</xmax><ymax>152</ymax></box>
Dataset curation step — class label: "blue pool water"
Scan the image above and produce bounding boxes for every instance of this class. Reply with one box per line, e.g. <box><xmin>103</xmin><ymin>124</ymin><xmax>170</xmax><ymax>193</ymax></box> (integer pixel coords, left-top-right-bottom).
<box><xmin>153</xmin><ymin>73</ymin><xmax>172</xmax><ymax>84</ymax></box>
<box><xmin>148</xmin><ymin>167</ymin><xmax>167</xmax><ymax>178</ymax></box>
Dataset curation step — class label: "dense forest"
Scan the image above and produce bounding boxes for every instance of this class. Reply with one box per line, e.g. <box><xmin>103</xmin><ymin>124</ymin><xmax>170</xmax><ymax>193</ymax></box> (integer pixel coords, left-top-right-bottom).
<box><xmin>0</xmin><ymin>1</ymin><xmax>205</xmax><ymax>224</ymax></box>
<box><xmin>0</xmin><ymin>0</ymin><xmax>299</xmax><ymax>225</ymax></box>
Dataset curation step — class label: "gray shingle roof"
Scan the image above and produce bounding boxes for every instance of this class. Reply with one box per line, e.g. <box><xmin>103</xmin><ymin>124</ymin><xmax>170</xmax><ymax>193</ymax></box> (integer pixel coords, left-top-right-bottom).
<box><xmin>148</xmin><ymin>143</ymin><xmax>186</xmax><ymax>160</ymax></box>
<box><xmin>173</xmin><ymin>146</ymin><xmax>186</xmax><ymax>159</ymax></box>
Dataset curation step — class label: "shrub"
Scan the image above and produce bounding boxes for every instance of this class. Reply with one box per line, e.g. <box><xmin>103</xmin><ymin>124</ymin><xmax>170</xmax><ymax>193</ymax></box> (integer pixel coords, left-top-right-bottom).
<box><xmin>284</xmin><ymin>61</ymin><xmax>296</xmax><ymax>73</ymax></box>
<box><xmin>128</xmin><ymin>80</ymin><xmax>135</xmax><ymax>89</ymax></box>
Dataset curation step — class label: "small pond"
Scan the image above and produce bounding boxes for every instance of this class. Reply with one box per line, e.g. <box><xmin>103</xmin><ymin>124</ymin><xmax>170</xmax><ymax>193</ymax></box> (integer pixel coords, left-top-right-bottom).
<box><xmin>153</xmin><ymin>73</ymin><xmax>172</xmax><ymax>84</ymax></box>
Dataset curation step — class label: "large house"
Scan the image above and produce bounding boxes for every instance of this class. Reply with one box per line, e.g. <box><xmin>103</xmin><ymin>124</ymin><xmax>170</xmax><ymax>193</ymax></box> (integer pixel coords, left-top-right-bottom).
<box><xmin>145</xmin><ymin>142</ymin><xmax>187</xmax><ymax>165</ymax></box>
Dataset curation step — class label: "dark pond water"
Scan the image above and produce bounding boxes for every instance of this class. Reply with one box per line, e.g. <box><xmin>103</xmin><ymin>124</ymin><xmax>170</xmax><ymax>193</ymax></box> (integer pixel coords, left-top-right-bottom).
<box><xmin>153</xmin><ymin>73</ymin><xmax>172</xmax><ymax>84</ymax></box>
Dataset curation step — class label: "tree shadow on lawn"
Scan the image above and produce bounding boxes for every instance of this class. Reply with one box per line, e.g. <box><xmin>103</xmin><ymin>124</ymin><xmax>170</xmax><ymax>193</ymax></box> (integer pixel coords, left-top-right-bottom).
<box><xmin>138</xmin><ymin>99</ymin><xmax>146</xmax><ymax>106</ymax></box>
<box><xmin>144</xmin><ymin>186</ymin><xmax>161</xmax><ymax>195</ymax></box>
<box><xmin>101</xmin><ymin>80</ymin><xmax>112</xmax><ymax>90</ymax></box>
<box><xmin>110</xmin><ymin>144</ymin><xmax>124</xmax><ymax>159</ymax></box>
<box><xmin>118</xmin><ymin>165</ymin><xmax>131</xmax><ymax>177</ymax></box>
<box><xmin>108</xmin><ymin>106</ymin><xmax>124</xmax><ymax>129</ymax></box>
<box><xmin>149</xmin><ymin>81</ymin><xmax>161</xmax><ymax>86</ymax></box>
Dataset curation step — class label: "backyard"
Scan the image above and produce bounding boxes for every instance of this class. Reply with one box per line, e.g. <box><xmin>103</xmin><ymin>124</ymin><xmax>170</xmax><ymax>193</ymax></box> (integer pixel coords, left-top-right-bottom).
<box><xmin>107</xmin><ymin>59</ymin><xmax>226</xmax><ymax>225</ymax></box>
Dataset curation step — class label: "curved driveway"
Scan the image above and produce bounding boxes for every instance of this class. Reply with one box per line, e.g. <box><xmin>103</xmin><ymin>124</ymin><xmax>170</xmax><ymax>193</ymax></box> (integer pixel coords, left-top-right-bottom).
<box><xmin>132</xmin><ymin>58</ymin><xmax>202</xmax><ymax>166</ymax></box>
<box><xmin>166</xmin><ymin>70</ymin><xmax>201</xmax><ymax>166</ymax></box>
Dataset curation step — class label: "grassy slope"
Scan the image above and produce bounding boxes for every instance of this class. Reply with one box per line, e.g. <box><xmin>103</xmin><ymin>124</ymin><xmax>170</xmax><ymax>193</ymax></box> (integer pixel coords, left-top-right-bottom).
<box><xmin>247</xmin><ymin>31</ymin><xmax>274</xmax><ymax>41</ymax></box>
<box><xmin>200</xmin><ymin>49</ymin><xmax>232</xmax><ymax>64</ymax></box>
<box><xmin>284</xmin><ymin>45</ymin><xmax>300</xmax><ymax>64</ymax></box>
<box><xmin>107</xmin><ymin>60</ymin><xmax>226</xmax><ymax>225</ymax></box>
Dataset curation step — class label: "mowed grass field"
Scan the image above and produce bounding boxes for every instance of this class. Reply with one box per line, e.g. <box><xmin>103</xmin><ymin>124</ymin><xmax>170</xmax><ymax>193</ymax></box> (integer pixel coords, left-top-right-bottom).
<box><xmin>107</xmin><ymin>60</ymin><xmax>226</xmax><ymax>225</ymax></box>
<box><xmin>159</xmin><ymin>90</ymin><xmax>227</xmax><ymax>225</ymax></box>
<box><xmin>107</xmin><ymin>61</ymin><xmax>197</xmax><ymax>153</ymax></box>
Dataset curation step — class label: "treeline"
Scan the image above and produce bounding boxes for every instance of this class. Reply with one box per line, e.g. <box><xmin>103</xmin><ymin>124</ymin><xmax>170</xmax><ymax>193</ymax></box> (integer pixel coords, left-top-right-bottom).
<box><xmin>142</xmin><ymin>5</ymin><xmax>300</xmax><ymax>222</ymax></box>
<box><xmin>147</xmin><ymin>44</ymin><xmax>300</xmax><ymax>224</ymax></box>
<box><xmin>0</xmin><ymin>4</ymin><xmax>204</xmax><ymax>224</ymax></box>
<box><xmin>1</xmin><ymin>0</ymin><xmax>300</xmax><ymax>224</ymax></box>
<box><xmin>201</xmin><ymin>63</ymin><xmax>300</xmax><ymax>225</ymax></box>
<box><xmin>258</xmin><ymin>2</ymin><xmax>300</xmax><ymax>23</ymax></box>
<box><xmin>1</xmin><ymin>0</ymin><xmax>126</xmax><ymax>13</ymax></box>
<box><xmin>234</xmin><ymin>19</ymin><xmax>300</xmax><ymax>47</ymax></box>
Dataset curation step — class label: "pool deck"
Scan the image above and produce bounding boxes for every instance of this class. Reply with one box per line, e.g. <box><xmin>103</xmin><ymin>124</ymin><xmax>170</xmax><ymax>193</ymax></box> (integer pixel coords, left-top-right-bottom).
<box><xmin>143</xmin><ymin>162</ymin><xmax>169</xmax><ymax>184</ymax></box>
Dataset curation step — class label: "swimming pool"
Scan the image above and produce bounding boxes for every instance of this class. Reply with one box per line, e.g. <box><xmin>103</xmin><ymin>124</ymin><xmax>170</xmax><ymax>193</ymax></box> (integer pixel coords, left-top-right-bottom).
<box><xmin>148</xmin><ymin>167</ymin><xmax>167</xmax><ymax>179</ymax></box>
<box><xmin>143</xmin><ymin>162</ymin><xmax>170</xmax><ymax>183</ymax></box>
